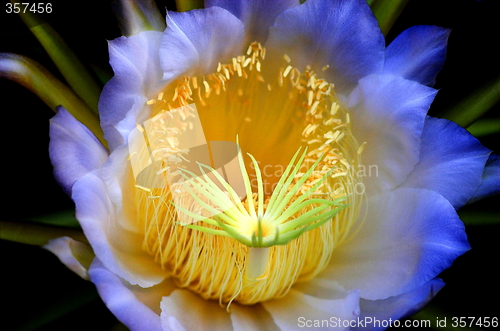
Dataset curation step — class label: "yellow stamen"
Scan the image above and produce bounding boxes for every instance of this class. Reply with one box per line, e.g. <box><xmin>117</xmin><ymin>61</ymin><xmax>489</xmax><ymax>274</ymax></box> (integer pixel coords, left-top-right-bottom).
<box><xmin>357</xmin><ymin>141</ymin><xmax>367</xmax><ymax>155</ymax></box>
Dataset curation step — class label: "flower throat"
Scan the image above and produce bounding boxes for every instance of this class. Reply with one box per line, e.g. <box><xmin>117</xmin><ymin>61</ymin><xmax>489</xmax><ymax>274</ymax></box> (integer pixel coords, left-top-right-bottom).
<box><xmin>133</xmin><ymin>43</ymin><xmax>363</xmax><ymax>306</ymax></box>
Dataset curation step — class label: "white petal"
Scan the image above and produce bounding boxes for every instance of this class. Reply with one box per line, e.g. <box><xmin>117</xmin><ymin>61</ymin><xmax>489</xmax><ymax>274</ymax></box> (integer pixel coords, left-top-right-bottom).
<box><xmin>401</xmin><ymin>116</ymin><xmax>491</xmax><ymax>209</ymax></box>
<box><xmin>160</xmin><ymin>7</ymin><xmax>245</xmax><ymax>81</ymax></box>
<box><xmin>347</xmin><ymin>74</ymin><xmax>436</xmax><ymax>195</ymax></box>
<box><xmin>160</xmin><ymin>289</ymin><xmax>233</xmax><ymax>331</ymax></box>
<box><xmin>355</xmin><ymin>278</ymin><xmax>445</xmax><ymax>331</ymax></box>
<box><xmin>49</xmin><ymin>108</ymin><xmax>108</xmax><ymax>194</ymax></box>
<box><xmin>206</xmin><ymin>0</ymin><xmax>299</xmax><ymax>44</ymax></box>
<box><xmin>101</xmin><ymin>145</ymin><xmax>141</xmax><ymax>233</ymax></box>
<box><xmin>469</xmin><ymin>153</ymin><xmax>500</xmax><ymax>203</ymax></box>
<box><xmin>266</xmin><ymin>0</ymin><xmax>384</xmax><ymax>93</ymax></box>
<box><xmin>72</xmin><ymin>170</ymin><xmax>167</xmax><ymax>287</ymax></box>
<box><xmin>262</xmin><ymin>289</ymin><xmax>360</xmax><ymax>331</ymax></box>
<box><xmin>230</xmin><ymin>303</ymin><xmax>280</xmax><ymax>331</ymax></box>
<box><xmin>384</xmin><ymin>26</ymin><xmax>450</xmax><ymax>86</ymax></box>
<box><xmin>89</xmin><ymin>259</ymin><xmax>173</xmax><ymax>331</ymax></box>
<box><xmin>99</xmin><ymin>31</ymin><xmax>164</xmax><ymax>150</ymax></box>
<box><xmin>323</xmin><ymin>188</ymin><xmax>469</xmax><ymax>300</ymax></box>
<box><xmin>293</xmin><ymin>278</ymin><xmax>349</xmax><ymax>300</ymax></box>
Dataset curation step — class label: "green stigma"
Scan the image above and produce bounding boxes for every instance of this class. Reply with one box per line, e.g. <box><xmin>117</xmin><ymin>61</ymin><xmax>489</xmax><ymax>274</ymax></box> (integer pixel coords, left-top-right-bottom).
<box><xmin>172</xmin><ymin>144</ymin><xmax>348</xmax><ymax>248</ymax></box>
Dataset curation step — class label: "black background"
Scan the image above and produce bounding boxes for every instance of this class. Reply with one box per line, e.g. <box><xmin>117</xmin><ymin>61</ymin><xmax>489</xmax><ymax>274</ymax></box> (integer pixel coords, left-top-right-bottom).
<box><xmin>0</xmin><ymin>0</ymin><xmax>498</xmax><ymax>330</ymax></box>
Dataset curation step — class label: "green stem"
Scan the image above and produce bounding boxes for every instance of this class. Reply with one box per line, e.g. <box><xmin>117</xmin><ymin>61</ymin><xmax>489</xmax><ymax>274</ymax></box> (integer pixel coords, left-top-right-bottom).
<box><xmin>0</xmin><ymin>221</ymin><xmax>87</xmax><ymax>246</ymax></box>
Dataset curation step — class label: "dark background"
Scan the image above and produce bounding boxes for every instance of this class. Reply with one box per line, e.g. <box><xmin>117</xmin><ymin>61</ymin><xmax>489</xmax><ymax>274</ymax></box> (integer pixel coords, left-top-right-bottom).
<box><xmin>0</xmin><ymin>0</ymin><xmax>498</xmax><ymax>330</ymax></box>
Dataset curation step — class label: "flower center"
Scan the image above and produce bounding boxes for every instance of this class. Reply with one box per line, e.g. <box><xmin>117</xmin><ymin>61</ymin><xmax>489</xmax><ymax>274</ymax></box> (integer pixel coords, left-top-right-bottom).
<box><xmin>131</xmin><ymin>43</ymin><xmax>363</xmax><ymax>306</ymax></box>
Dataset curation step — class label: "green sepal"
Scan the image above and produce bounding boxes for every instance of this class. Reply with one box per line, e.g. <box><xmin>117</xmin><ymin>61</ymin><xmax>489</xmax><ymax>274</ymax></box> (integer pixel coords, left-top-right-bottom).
<box><xmin>369</xmin><ymin>0</ymin><xmax>409</xmax><ymax>36</ymax></box>
<box><xmin>458</xmin><ymin>210</ymin><xmax>500</xmax><ymax>226</ymax></box>
<box><xmin>112</xmin><ymin>0</ymin><xmax>166</xmax><ymax>37</ymax></box>
<box><xmin>0</xmin><ymin>53</ymin><xmax>107</xmax><ymax>148</ymax></box>
<box><xmin>12</xmin><ymin>0</ymin><xmax>102</xmax><ymax>113</ymax></box>
<box><xmin>175</xmin><ymin>0</ymin><xmax>204</xmax><ymax>12</ymax></box>
<box><xmin>466</xmin><ymin>118</ymin><xmax>500</xmax><ymax>137</ymax></box>
<box><xmin>26</xmin><ymin>210</ymin><xmax>80</xmax><ymax>228</ymax></box>
<box><xmin>438</xmin><ymin>77</ymin><xmax>500</xmax><ymax>128</ymax></box>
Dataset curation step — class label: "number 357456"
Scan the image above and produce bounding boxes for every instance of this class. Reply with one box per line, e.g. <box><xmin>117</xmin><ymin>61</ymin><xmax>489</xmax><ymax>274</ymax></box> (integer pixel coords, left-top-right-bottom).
<box><xmin>6</xmin><ymin>3</ymin><xmax>52</xmax><ymax>14</ymax></box>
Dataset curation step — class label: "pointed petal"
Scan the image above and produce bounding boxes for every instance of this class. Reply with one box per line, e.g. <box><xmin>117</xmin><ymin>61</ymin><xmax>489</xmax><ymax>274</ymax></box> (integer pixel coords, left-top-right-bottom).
<box><xmin>205</xmin><ymin>0</ymin><xmax>299</xmax><ymax>43</ymax></box>
<box><xmin>266</xmin><ymin>0</ymin><xmax>384</xmax><ymax>93</ymax></box>
<box><xmin>49</xmin><ymin>107</ymin><xmax>108</xmax><ymax>195</ymax></box>
<box><xmin>89</xmin><ymin>259</ymin><xmax>174</xmax><ymax>331</ymax></box>
<box><xmin>262</xmin><ymin>289</ymin><xmax>360</xmax><ymax>331</ymax></box>
<box><xmin>293</xmin><ymin>278</ymin><xmax>349</xmax><ymax>300</ymax></box>
<box><xmin>160</xmin><ymin>289</ymin><xmax>233</xmax><ymax>331</ymax></box>
<box><xmin>44</xmin><ymin>236</ymin><xmax>94</xmax><ymax>280</ymax></box>
<box><xmin>401</xmin><ymin>117</ymin><xmax>491</xmax><ymax>208</ymax></box>
<box><xmin>355</xmin><ymin>279</ymin><xmax>445</xmax><ymax>331</ymax></box>
<box><xmin>72</xmin><ymin>171</ymin><xmax>167</xmax><ymax>287</ymax></box>
<box><xmin>100</xmin><ymin>145</ymin><xmax>142</xmax><ymax>233</ymax></box>
<box><xmin>98</xmin><ymin>31</ymin><xmax>164</xmax><ymax>150</ymax></box>
<box><xmin>347</xmin><ymin>74</ymin><xmax>436</xmax><ymax>195</ymax></box>
<box><xmin>384</xmin><ymin>26</ymin><xmax>450</xmax><ymax>86</ymax></box>
<box><xmin>160</xmin><ymin>7</ymin><xmax>245</xmax><ymax>81</ymax></box>
<box><xmin>324</xmin><ymin>188</ymin><xmax>469</xmax><ymax>300</ymax></box>
<box><xmin>469</xmin><ymin>153</ymin><xmax>500</xmax><ymax>204</ymax></box>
